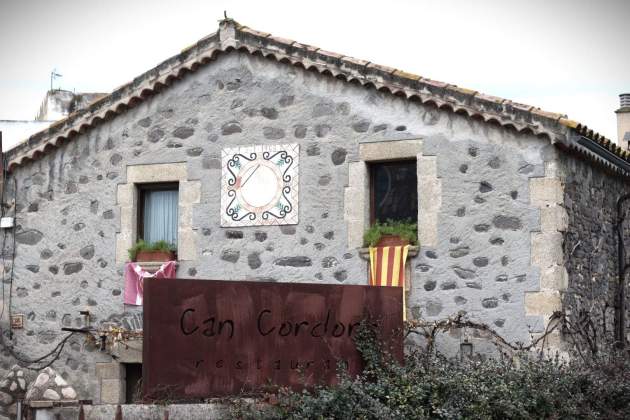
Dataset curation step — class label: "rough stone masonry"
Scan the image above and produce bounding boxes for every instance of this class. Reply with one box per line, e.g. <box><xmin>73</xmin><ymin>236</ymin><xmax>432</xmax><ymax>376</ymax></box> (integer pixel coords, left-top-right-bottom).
<box><xmin>0</xmin><ymin>20</ymin><xmax>628</xmax><ymax>407</ymax></box>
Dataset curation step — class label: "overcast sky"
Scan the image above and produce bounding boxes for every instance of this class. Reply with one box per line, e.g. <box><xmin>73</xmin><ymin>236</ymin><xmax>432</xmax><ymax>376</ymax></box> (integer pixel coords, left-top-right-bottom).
<box><xmin>1</xmin><ymin>0</ymin><xmax>628</xmax><ymax>141</ymax></box>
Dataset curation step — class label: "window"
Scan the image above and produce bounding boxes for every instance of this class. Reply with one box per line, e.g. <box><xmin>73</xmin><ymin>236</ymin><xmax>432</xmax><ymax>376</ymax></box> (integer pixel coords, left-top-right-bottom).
<box><xmin>370</xmin><ymin>160</ymin><xmax>418</xmax><ymax>224</ymax></box>
<box><xmin>137</xmin><ymin>183</ymin><xmax>179</xmax><ymax>247</ymax></box>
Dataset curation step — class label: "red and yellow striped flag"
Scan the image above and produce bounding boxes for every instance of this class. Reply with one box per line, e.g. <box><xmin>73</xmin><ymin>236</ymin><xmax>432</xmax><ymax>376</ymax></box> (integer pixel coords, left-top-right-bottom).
<box><xmin>369</xmin><ymin>245</ymin><xmax>409</xmax><ymax>321</ymax></box>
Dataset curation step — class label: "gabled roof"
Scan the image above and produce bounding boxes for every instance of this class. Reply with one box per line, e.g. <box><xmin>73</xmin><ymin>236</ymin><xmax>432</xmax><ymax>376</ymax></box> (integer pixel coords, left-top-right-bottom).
<box><xmin>4</xmin><ymin>19</ymin><xmax>626</xmax><ymax>172</ymax></box>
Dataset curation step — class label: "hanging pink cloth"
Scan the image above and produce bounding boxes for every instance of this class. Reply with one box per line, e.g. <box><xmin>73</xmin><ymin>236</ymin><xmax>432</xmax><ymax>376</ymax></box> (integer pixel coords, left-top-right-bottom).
<box><xmin>124</xmin><ymin>261</ymin><xmax>177</xmax><ymax>305</ymax></box>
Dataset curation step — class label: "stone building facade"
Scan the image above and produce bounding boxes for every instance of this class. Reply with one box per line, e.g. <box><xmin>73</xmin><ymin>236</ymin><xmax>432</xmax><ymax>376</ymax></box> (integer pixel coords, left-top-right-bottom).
<box><xmin>0</xmin><ymin>19</ymin><xmax>628</xmax><ymax>407</ymax></box>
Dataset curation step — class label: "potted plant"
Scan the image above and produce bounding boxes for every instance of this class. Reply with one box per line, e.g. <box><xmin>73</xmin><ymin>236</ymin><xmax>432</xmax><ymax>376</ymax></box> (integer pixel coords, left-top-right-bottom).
<box><xmin>363</xmin><ymin>220</ymin><xmax>418</xmax><ymax>247</ymax></box>
<box><xmin>128</xmin><ymin>240</ymin><xmax>176</xmax><ymax>262</ymax></box>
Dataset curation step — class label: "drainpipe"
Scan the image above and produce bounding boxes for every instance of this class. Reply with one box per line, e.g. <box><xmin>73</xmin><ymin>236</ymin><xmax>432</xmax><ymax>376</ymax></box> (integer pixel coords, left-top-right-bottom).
<box><xmin>616</xmin><ymin>193</ymin><xmax>630</xmax><ymax>348</ymax></box>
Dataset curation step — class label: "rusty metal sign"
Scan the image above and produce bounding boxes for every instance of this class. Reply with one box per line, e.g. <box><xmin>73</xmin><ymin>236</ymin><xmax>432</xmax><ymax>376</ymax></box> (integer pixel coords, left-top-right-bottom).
<box><xmin>143</xmin><ymin>278</ymin><xmax>403</xmax><ymax>398</ymax></box>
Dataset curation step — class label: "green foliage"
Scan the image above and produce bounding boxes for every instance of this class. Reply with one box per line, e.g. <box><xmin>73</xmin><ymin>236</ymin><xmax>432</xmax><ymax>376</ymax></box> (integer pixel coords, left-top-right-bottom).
<box><xmin>127</xmin><ymin>239</ymin><xmax>176</xmax><ymax>261</ymax></box>
<box><xmin>232</xmin><ymin>325</ymin><xmax>630</xmax><ymax>420</ymax></box>
<box><xmin>363</xmin><ymin>220</ymin><xmax>418</xmax><ymax>247</ymax></box>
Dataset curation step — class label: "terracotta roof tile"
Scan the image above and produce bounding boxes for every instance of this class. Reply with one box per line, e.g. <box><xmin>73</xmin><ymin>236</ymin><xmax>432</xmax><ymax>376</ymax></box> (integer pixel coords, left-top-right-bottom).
<box><xmin>268</xmin><ymin>36</ymin><xmax>296</xmax><ymax>46</ymax></box>
<box><xmin>532</xmin><ymin>109</ymin><xmax>565</xmax><ymax>122</ymax></box>
<box><xmin>474</xmin><ymin>92</ymin><xmax>506</xmax><ymax>104</ymax></box>
<box><xmin>422</xmin><ymin>78</ymin><xmax>448</xmax><ymax>89</ymax></box>
<box><xmin>341</xmin><ymin>55</ymin><xmax>370</xmax><ymax>68</ymax></box>
<box><xmin>366</xmin><ymin>63</ymin><xmax>397</xmax><ymax>75</ymax></box>
<box><xmin>315</xmin><ymin>49</ymin><xmax>340</xmax><ymax>59</ymax></box>
<box><xmin>452</xmin><ymin>86</ymin><xmax>478</xmax><ymax>96</ymax></box>
<box><xmin>444</xmin><ymin>86</ymin><xmax>477</xmax><ymax>105</ymax></box>
<box><xmin>392</xmin><ymin>70</ymin><xmax>422</xmax><ymax>81</ymax></box>
<box><xmin>238</xmin><ymin>26</ymin><xmax>271</xmax><ymax>38</ymax></box>
<box><xmin>559</xmin><ymin>118</ymin><xmax>579</xmax><ymax>129</ymax></box>
<box><xmin>510</xmin><ymin>102</ymin><xmax>535</xmax><ymax>113</ymax></box>
<box><xmin>288</xmin><ymin>41</ymin><xmax>311</xmax><ymax>51</ymax></box>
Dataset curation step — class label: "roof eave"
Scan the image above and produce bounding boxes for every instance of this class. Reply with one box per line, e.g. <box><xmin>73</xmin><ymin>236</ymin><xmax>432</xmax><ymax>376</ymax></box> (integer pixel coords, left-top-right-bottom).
<box><xmin>4</xmin><ymin>19</ymin><xmax>621</xmax><ymax>172</ymax></box>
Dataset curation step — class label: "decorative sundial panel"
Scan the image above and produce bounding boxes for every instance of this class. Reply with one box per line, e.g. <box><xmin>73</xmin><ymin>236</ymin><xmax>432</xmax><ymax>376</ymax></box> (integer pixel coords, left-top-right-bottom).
<box><xmin>221</xmin><ymin>144</ymin><xmax>299</xmax><ymax>227</ymax></box>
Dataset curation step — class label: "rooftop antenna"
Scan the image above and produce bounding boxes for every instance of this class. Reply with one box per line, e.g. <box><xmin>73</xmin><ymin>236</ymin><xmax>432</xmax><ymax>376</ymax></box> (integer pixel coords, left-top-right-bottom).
<box><xmin>224</xmin><ymin>10</ymin><xmax>228</xmax><ymax>19</ymax></box>
<box><xmin>50</xmin><ymin>69</ymin><xmax>62</xmax><ymax>92</ymax></box>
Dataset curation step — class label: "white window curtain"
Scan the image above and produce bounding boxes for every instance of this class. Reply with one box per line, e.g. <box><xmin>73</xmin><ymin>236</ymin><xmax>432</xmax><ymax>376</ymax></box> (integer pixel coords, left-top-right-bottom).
<box><xmin>143</xmin><ymin>190</ymin><xmax>178</xmax><ymax>246</ymax></box>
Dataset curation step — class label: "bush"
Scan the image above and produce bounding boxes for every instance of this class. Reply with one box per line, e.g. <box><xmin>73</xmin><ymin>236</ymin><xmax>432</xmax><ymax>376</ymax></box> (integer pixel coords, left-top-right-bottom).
<box><xmin>232</xmin><ymin>325</ymin><xmax>630</xmax><ymax>419</ymax></box>
<box><xmin>127</xmin><ymin>239</ymin><xmax>175</xmax><ymax>261</ymax></box>
<box><xmin>363</xmin><ymin>220</ymin><xmax>418</xmax><ymax>247</ymax></box>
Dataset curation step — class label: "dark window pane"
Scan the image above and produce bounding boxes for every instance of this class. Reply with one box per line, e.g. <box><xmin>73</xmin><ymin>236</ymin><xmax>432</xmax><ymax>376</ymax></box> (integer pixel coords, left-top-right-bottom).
<box><xmin>372</xmin><ymin>161</ymin><xmax>417</xmax><ymax>223</ymax></box>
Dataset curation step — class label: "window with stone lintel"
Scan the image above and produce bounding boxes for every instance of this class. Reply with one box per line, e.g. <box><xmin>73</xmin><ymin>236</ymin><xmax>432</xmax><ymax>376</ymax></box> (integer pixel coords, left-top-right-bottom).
<box><xmin>116</xmin><ymin>162</ymin><xmax>200</xmax><ymax>263</ymax></box>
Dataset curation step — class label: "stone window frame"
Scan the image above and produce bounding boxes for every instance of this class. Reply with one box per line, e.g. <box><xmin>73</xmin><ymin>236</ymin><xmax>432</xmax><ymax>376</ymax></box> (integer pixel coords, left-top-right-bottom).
<box><xmin>116</xmin><ymin>162</ymin><xmax>200</xmax><ymax>264</ymax></box>
<box><xmin>344</xmin><ymin>138</ymin><xmax>440</xmax><ymax>249</ymax></box>
<box><xmin>345</xmin><ymin>138</ymin><xmax>442</xmax><ymax>291</ymax></box>
<box><xmin>96</xmin><ymin>339</ymin><xmax>142</xmax><ymax>404</ymax></box>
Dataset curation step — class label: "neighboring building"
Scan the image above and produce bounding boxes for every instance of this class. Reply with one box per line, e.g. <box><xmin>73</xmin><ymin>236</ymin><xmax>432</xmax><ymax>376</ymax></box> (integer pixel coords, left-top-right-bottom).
<box><xmin>35</xmin><ymin>90</ymin><xmax>106</xmax><ymax>122</ymax></box>
<box><xmin>0</xmin><ymin>18</ymin><xmax>628</xmax><ymax>410</ymax></box>
<box><xmin>0</xmin><ymin>90</ymin><xmax>105</xmax><ymax>151</ymax></box>
<box><xmin>0</xmin><ymin>120</ymin><xmax>53</xmax><ymax>150</ymax></box>
<box><xmin>617</xmin><ymin>93</ymin><xmax>630</xmax><ymax>150</ymax></box>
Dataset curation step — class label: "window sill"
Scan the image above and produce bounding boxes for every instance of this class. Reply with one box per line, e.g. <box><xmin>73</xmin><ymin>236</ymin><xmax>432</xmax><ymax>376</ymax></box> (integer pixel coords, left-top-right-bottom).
<box><xmin>132</xmin><ymin>261</ymin><xmax>178</xmax><ymax>274</ymax></box>
<box><xmin>358</xmin><ymin>246</ymin><xmax>419</xmax><ymax>261</ymax></box>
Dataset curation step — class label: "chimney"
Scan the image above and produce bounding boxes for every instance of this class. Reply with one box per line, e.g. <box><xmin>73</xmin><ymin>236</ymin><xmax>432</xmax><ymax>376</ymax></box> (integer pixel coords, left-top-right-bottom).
<box><xmin>617</xmin><ymin>93</ymin><xmax>630</xmax><ymax>150</ymax></box>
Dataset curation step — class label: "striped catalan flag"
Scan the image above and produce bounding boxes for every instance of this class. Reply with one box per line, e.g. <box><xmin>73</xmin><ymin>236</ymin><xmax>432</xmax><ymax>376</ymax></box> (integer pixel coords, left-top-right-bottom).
<box><xmin>369</xmin><ymin>245</ymin><xmax>409</xmax><ymax>321</ymax></box>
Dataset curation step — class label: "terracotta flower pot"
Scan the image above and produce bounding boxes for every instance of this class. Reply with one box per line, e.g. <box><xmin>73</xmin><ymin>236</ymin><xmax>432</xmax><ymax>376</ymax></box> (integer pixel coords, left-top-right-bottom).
<box><xmin>134</xmin><ymin>250</ymin><xmax>175</xmax><ymax>262</ymax></box>
<box><xmin>376</xmin><ymin>235</ymin><xmax>410</xmax><ymax>247</ymax></box>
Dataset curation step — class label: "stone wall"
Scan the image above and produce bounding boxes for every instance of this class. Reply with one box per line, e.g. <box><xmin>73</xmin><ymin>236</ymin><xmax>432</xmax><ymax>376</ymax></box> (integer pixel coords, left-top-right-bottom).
<box><xmin>561</xmin><ymin>152</ymin><xmax>630</xmax><ymax>350</ymax></box>
<box><xmin>411</xmin><ymin>135</ymin><xmax>548</xmax><ymax>355</ymax></box>
<box><xmin>0</xmin><ymin>51</ymin><xmax>551</xmax><ymax>399</ymax></box>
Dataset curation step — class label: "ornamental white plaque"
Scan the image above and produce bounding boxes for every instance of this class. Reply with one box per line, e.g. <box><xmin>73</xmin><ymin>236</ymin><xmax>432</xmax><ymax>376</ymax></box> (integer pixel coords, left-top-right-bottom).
<box><xmin>221</xmin><ymin>144</ymin><xmax>299</xmax><ymax>227</ymax></box>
